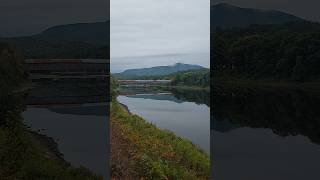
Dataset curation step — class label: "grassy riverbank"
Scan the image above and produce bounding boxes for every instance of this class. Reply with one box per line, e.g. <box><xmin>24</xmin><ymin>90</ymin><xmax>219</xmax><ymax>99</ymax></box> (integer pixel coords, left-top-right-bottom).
<box><xmin>110</xmin><ymin>100</ymin><xmax>210</xmax><ymax>179</ymax></box>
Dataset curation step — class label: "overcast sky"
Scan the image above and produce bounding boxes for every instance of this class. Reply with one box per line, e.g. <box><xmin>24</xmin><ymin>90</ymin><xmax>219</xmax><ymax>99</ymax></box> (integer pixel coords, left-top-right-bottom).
<box><xmin>213</xmin><ymin>0</ymin><xmax>320</xmax><ymax>22</ymax></box>
<box><xmin>0</xmin><ymin>0</ymin><xmax>109</xmax><ymax>37</ymax></box>
<box><xmin>111</xmin><ymin>0</ymin><xmax>210</xmax><ymax>72</ymax></box>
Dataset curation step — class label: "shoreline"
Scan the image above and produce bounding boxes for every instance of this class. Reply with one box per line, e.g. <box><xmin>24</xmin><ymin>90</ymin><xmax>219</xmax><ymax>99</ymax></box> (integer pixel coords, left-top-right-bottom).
<box><xmin>161</xmin><ymin>85</ymin><xmax>209</xmax><ymax>91</ymax></box>
<box><xmin>128</xmin><ymin>84</ymin><xmax>210</xmax><ymax>91</ymax></box>
<box><xmin>110</xmin><ymin>100</ymin><xmax>210</xmax><ymax>179</ymax></box>
<box><xmin>27</xmin><ymin>130</ymin><xmax>67</xmax><ymax>165</ymax></box>
<box><xmin>214</xmin><ymin>76</ymin><xmax>320</xmax><ymax>93</ymax></box>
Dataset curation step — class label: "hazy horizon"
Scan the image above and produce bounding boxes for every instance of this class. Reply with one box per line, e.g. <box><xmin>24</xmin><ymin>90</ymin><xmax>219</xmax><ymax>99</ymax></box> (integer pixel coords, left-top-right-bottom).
<box><xmin>111</xmin><ymin>53</ymin><xmax>209</xmax><ymax>73</ymax></box>
<box><xmin>111</xmin><ymin>0</ymin><xmax>210</xmax><ymax>72</ymax></box>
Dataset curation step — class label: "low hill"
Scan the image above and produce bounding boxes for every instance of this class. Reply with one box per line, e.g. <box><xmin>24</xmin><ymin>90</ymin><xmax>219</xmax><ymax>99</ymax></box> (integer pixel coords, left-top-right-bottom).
<box><xmin>0</xmin><ymin>21</ymin><xmax>109</xmax><ymax>59</ymax></box>
<box><xmin>34</xmin><ymin>21</ymin><xmax>109</xmax><ymax>46</ymax></box>
<box><xmin>115</xmin><ymin>63</ymin><xmax>204</xmax><ymax>79</ymax></box>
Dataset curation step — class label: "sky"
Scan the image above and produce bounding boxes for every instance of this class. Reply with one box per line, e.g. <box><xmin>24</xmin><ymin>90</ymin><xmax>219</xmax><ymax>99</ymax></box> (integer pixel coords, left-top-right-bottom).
<box><xmin>2</xmin><ymin>0</ymin><xmax>320</xmax><ymax>72</ymax></box>
<box><xmin>111</xmin><ymin>0</ymin><xmax>210</xmax><ymax>72</ymax></box>
<box><xmin>213</xmin><ymin>0</ymin><xmax>320</xmax><ymax>22</ymax></box>
<box><xmin>0</xmin><ymin>0</ymin><xmax>109</xmax><ymax>37</ymax></box>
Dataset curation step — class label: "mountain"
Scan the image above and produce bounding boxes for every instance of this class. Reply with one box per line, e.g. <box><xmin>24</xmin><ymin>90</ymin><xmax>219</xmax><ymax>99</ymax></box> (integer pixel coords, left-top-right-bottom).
<box><xmin>0</xmin><ymin>21</ymin><xmax>109</xmax><ymax>59</ymax></box>
<box><xmin>211</xmin><ymin>3</ymin><xmax>303</xmax><ymax>29</ymax></box>
<box><xmin>116</xmin><ymin>63</ymin><xmax>204</xmax><ymax>78</ymax></box>
<box><xmin>34</xmin><ymin>21</ymin><xmax>109</xmax><ymax>46</ymax></box>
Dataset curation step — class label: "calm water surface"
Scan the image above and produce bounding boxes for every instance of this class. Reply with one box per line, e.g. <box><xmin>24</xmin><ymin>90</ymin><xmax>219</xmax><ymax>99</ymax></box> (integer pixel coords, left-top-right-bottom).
<box><xmin>23</xmin><ymin>82</ymin><xmax>108</xmax><ymax>179</ymax></box>
<box><xmin>212</xmin><ymin>85</ymin><xmax>320</xmax><ymax>180</ymax></box>
<box><xmin>118</xmin><ymin>87</ymin><xmax>210</xmax><ymax>153</ymax></box>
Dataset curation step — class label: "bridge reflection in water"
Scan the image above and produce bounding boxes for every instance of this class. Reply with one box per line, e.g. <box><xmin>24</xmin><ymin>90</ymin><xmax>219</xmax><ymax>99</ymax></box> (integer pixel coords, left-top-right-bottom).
<box><xmin>26</xmin><ymin>81</ymin><xmax>108</xmax><ymax>106</ymax></box>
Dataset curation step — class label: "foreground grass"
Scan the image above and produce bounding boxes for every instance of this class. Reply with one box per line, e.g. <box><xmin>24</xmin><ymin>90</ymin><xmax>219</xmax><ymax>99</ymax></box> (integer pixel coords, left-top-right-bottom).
<box><xmin>0</xmin><ymin>102</ymin><xmax>101</xmax><ymax>180</ymax></box>
<box><xmin>110</xmin><ymin>100</ymin><xmax>210</xmax><ymax>179</ymax></box>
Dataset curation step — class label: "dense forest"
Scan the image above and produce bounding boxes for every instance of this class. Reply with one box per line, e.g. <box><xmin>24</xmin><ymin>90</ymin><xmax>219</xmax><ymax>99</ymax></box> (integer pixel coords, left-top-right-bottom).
<box><xmin>171</xmin><ymin>69</ymin><xmax>210</xmax><ymax>87</ymax></box>
<box><xmin>212</xmin><ymin>21</ymin><xmax>320</xmax><ymax>82</ymax></box>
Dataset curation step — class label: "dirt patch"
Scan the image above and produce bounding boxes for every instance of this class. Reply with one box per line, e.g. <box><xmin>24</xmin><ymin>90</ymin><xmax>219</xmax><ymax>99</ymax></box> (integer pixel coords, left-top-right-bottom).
<box><xmin>110</xmin><ymin>116</ymin><xmax>134</xmax><ymax>180</ymax></box>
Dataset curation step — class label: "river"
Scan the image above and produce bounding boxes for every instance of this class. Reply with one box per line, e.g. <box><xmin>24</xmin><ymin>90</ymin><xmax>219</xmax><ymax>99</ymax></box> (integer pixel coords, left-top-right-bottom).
<box><xmin>117</xmin><ymin>86</ymin><xmax>210</xmax><ymax>153</ymax></box>
<box><xmin>212</xmin><ymin>85</ymin><xmax>320</xmax><ymax>180</ymax></box>
<box><xmin>22</xmin><ymin>81</ymin><xmax>108</xmax><ymax>179</ymax></box>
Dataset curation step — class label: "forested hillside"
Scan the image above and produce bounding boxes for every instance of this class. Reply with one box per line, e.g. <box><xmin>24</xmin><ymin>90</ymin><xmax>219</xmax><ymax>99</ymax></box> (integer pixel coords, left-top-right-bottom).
<box><xmin>171</xmin><ymin>69</ymin><xmax>210</xmax><ymax>87</ymax></box>
<box><xmin>211</xmin><ymin>3</ymin><xmax>302</xmax><ymax>29</ymax></box>
<box><xmin>0</xmin><ymin>22</ymin><xmax>109</xmax><ymax>59</ymax></box>
<box><xmin>212</xmin><ymin>22</ymin><xmax>320</xmax><ymax>82</ymax></box>
<box><xmin>115</xmin><ymin>63</ymin><xmax>203</xmax><ymax>78</ymax></box>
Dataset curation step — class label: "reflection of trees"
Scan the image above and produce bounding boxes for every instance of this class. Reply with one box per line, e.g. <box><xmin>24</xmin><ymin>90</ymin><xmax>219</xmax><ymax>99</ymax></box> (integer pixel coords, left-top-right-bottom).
<box><xmin>120</xmin><ymin>86</ymin><xmax>210</xmax><ymax>107</ymax></box>
<box><xmin>170</xmin><ymin>88</ymin><xmax>210</xmax><ymax>107</ymax></box>
<box><xmin>213</xmin><ymin>85</ymin><xmax>320</xmax><ymax>144</ymax></box>
<box><xmin>26</xmin><ymin>81</ymin><xmax>108</xmax><ymax>105</ymax></box>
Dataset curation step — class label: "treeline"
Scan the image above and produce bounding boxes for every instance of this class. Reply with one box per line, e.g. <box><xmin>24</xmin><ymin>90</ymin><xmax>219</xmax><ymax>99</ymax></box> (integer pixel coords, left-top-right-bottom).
<box><xmin>115</xmin><ymin>68</ymin><xmax>210</xmax><ymax>88</ymax></box>
<box><xmin>110</xmin><ymin>75</ymin><xmax>119</xmax><ymax>101</ymax></box>
<box><xmin>171</xmin><ymin>69</ymin><xmax>210</xmax><ymax>87</ymax></box>
<box><xmin>212</xmin><ymin>21</ymin><xmax>320</xmax><ymax>82</ymax></box>
<box><xmin>0</xmin><ymin>43</ymin><xmax>26</xmax><ymax>89</ymax></box>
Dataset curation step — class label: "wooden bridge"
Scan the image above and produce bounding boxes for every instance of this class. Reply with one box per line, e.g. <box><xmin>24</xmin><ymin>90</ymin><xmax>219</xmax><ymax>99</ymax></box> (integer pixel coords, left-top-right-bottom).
<box><xmin>118</xmin><ymin>80</ymin><xmax>172</xmax><ymax>87</ymax></box>
<box><xmin>24</xmin><ymin>59</ymin><xmax>109</xmax><ymax>82</ymax></box>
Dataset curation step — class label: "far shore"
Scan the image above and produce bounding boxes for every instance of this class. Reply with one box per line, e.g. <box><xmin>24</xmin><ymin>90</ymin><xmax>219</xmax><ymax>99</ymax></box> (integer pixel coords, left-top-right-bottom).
<box><xmin>214</xmin><ymin>76</ymin><xmax>320</xmax><ymax>93</ymax></box>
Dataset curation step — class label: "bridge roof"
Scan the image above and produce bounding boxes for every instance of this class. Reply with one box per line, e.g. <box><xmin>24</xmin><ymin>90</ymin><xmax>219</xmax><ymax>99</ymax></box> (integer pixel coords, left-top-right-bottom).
<box><xmin>25</xmin><ymin>59</ymin><xmax>109</xmax><ymax>64</ymax></box>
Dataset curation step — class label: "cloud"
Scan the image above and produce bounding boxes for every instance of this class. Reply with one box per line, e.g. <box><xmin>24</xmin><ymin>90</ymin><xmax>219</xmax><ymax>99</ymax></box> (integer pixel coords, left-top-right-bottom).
<box><xmin>111</xmin><ymin>0</ymin><xmax>210</xmax><ymax>57</ymax></box>
<box><xmin>111</xmin><ymin>0</ymin><xmax>210</xmax><ymax>70</ymax></box>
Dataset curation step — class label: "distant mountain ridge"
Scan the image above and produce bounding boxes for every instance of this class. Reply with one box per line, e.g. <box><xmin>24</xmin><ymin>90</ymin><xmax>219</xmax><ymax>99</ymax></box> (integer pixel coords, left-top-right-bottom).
<box><xmin>211</xmin><ymin>3</ymin><xmax>303</xmax><ymax>29</ymax></box>
<box><xmin>116</xmin><ymin>63</ymin><xmax>204</xmax><ymax>78</ymax></box>
<box><xmin>0</xmin><ymin>21</ymin><xmax>109</xmax><ymax>58</ymax></box>
<box><xmin>34</xmin><ymin>21</ymin><xmax>109</xmax><ymax>46</ymax></box>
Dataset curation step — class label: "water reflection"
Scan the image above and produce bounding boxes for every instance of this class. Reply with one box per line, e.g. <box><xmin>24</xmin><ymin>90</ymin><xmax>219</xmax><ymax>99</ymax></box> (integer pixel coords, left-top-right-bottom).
<box><xmin>212</xmin><ymin>85</ymin><xmax>320</xmax><ymax>180</ymax></box>
<box><xmin>23</xmin><ymin>81</ymin><xmax>108</xmax><ymax>178</ymax></box>
<box><xmin>213</xmin><ymin>86</ymin><xmax>320</xmax><ymax>144</ymax></box>
<box><xmin>120</xmin><ymin>86</ymin><xmax>210</xmax><ymax>106</ymax></box>
<box><xmin>118</xmin><ymin>86</ymin><xmax>210</xmax><ymax>153</ymax></box>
